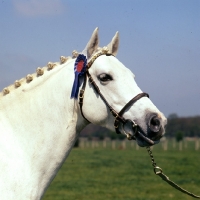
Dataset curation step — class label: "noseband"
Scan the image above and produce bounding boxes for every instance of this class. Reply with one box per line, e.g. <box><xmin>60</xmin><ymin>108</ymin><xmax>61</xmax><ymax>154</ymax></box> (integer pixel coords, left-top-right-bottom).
<box><xmin>78</xmin><ymin>48</ymin><xmax>149</xmax><ymax>139</ymax></box>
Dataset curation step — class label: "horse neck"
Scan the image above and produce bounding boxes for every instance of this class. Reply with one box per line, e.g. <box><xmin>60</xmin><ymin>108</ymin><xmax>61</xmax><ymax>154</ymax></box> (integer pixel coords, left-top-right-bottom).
<box><xmin>0</xmin><ymin>60</ymin><xmax>86</xmax><ymax>199</ymax></box>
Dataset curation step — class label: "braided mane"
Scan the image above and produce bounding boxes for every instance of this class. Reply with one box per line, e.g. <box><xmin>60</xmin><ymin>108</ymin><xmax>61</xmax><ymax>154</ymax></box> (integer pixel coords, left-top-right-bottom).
<box><xmin>0</xmin><ymin>46</ymin><xmax>108</xmax><ymax>98</ymax></box>
<box><xmin>0</xmin><ymin>55</ymin><xmax>73</xmax><ymax>97</ymax></box>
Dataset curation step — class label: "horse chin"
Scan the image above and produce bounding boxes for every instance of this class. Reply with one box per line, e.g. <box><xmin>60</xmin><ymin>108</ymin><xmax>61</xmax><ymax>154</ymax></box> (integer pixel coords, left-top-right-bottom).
<box><xmin>121</xmin><ymin>123</ymin><xmax>161</xmax><ymax>147</ymax></box>
<box><xmin>135</xmin><ymin>129</ymin><xmax>160</xmax><ymax>147</ymax></box>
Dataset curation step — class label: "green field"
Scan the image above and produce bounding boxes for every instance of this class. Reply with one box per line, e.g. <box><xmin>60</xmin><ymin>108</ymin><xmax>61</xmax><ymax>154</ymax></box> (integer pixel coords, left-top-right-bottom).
<box><xmin>43</xmin><ymin>140</ymin><xmax>200</xmax><ymax>200</ymax></box>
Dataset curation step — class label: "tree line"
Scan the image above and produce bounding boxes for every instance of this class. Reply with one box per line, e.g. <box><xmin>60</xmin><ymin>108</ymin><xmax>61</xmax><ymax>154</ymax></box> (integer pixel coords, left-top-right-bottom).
<box><xmin>166</xmin><ymin>114</ymin><xmax>200</xmax><ymax>137</ymax></box>
<box><xmin>80</xmin><ymin>114</ymin><xmax>200</xmax><ymax>139</ymax></box>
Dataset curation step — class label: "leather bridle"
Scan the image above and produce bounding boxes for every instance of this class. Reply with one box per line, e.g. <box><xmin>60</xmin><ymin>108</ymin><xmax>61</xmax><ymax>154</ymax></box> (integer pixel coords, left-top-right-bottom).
<box><xmin>78</xmin><ymin>49</ymin><xmax>149</xmax><ymax>140</ymax></box>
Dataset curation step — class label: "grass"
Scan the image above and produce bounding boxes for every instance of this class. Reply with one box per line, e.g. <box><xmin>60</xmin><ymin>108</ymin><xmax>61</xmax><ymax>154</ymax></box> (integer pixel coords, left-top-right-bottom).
<box><xmin>42</xmin><ymin>140</ymin><xmax>200</xmax><ymax>200</ymax></box>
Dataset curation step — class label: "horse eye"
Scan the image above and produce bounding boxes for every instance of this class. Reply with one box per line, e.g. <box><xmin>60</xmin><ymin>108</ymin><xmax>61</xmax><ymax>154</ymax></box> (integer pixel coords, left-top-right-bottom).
<box><xmin>98</xmin><ymin>73</ymin><xmax>113</xmax><ymax>82</ymax></box>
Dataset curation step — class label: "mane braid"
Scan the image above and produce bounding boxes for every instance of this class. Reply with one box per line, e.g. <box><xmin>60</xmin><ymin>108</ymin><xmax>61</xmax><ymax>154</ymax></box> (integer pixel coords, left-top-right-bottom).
<box><xmin>1</xmin><ymin>55</ymin><xmax>72</xmax><ymax>97</ymax></box>
<box><xmin>1</xmin><ymin>46</ymin><xmax>110</xmax><ymax>97</ymax></box>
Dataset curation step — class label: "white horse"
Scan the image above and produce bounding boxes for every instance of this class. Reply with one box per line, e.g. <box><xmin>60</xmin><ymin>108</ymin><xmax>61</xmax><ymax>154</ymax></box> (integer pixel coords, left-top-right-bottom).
<box><xmin>0</xmin><ymin>28</ymin><xmax>167</xmax><ymax>200</ymax></box>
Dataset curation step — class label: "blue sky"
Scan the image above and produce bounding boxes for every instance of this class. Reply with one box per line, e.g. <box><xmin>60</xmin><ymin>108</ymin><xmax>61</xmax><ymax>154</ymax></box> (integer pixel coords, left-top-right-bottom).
<box><xmin>0</xmin><ymin>0</ymin><xmax>199</xmax><ymax>117</ymax></box>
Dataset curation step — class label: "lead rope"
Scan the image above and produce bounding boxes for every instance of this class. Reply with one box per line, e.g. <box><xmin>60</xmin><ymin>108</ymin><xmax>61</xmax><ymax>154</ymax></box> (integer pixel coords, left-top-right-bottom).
<box><xmin>146</xmin><ymin>147</ymin><xmax>200</xmax><ymax>198</ymax></box>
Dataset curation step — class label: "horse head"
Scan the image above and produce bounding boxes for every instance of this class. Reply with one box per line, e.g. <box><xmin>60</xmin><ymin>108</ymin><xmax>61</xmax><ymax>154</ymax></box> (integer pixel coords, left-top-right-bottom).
<box><xmin>75</xmin><ymin>28</ymin><xmax>167</xmax><ymax>147</ymax></box>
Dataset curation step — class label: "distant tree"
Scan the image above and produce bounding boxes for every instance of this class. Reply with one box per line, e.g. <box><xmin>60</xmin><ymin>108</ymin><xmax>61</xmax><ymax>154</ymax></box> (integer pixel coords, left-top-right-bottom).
<box><xmin>110</xmin><ymin>132</ymin><xmax>117</xmax><ymax>140</ymax></box>
<box><xmin>99</xmin><ymin>134</ymin><xmax>105</xmax><ymax>140</ymax></box>
<box><xmin>81</xmin><ymin>116</ymin><xmax>200</xmax><ymax>139</ymax></box>
<box><xmin>175</xmin><ymin>131</ymin><xmax>184</xmax><ymax>142</ymax></box>
<box><xmin>118</xmin><ymin>133</ymin><xmax>126</xmax><ymax>140</ymax></box>
<box><xmin>168</xmin><ymin>113</ymin><xmax>178</xmax><ymax>119</ymax></box>
<box><xmin>166</xmin><ymin>116</ymin><xmax>200</xmax><ymax>137</ymax></box>
<box><xmin>88</xmin><ymin>135</ymin><xmax>92</xmax><ymax>141</ymax></box>
<box><xmin>74</xmin><ymin>139</ymin><xmax>79</xmax><ymax>147</ymax></box>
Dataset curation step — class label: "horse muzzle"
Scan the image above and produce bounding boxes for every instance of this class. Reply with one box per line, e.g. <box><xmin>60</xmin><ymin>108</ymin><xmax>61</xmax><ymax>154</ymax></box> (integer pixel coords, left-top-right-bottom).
<box><xmin>122</xmin><ymin>114</ymin><xmax>167</xmax><ymax>147</ymax></box>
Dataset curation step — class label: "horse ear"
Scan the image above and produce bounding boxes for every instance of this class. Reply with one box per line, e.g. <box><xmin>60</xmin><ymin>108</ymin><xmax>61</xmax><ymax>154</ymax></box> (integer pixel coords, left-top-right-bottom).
<box><xmin>82</xmin><ymin>27</ymin><xmax>99</xmax><ymax>59</ymax></box>
<box><xmin>107</xmin><ymin>31</ymin><xmax>119</xmax><ymax>56</ymax></box>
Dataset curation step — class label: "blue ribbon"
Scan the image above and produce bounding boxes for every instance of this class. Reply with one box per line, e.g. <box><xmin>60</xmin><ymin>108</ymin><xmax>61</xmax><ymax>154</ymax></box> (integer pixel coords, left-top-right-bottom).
<box><xmin>70</xmin><ymin>54</ymin><xmax>87</xmax><ymax>99</ymax></box>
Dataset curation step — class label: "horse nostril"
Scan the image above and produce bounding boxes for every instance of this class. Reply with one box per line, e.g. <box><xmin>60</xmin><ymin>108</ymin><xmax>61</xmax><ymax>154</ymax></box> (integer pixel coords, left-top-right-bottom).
<box><xmin>149</xmin><ymin>115</ymin><xmax>161</xmax><ymax>133</ymax></box>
